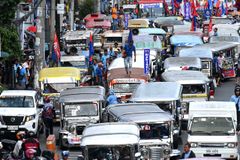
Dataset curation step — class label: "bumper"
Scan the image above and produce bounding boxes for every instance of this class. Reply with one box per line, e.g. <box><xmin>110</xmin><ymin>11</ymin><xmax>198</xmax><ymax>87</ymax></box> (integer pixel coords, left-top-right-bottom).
<box><xmin>61</xmin><ymin>134</ymin><xmax>81</xmax><ymax>148</ymax></box>
<box><xmin>192</xmin><ymin>147</ymin><xmax>238</xmax><ymax>159</ymax></box>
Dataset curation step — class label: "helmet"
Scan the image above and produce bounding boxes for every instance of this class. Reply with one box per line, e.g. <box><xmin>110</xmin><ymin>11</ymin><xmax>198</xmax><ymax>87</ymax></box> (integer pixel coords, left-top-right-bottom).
<box><xmin>62</xmin><ymin>150</ymin><xmax>69</xmax><ymax>158</ymax></box>
<box><xmin>16</xmin><ymin>131</ymin><xmax>25</xmax><ymax>140</ymax></box>
<box><xmin>27</xmin><ymin>131</ymin><xmax>36</xmax><ymax>138</ymax></box>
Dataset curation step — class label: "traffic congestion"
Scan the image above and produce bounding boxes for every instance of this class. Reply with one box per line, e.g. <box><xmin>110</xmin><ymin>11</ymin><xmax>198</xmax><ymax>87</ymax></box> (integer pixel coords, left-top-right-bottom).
<box><xmin>1</xmin><ymin>0</ymin><xmax>240</xmax><ymax>159</ymax></box>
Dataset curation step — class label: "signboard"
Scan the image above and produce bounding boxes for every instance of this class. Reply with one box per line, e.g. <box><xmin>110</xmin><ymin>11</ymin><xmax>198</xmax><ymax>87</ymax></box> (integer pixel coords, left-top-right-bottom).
<box><xmin>144</xmin><ymin>49</ymin><xmax>150</xmax><ymax>75</ymax></box>
<box><xmin>139</xmin><ymin>3</ymin><xmax>163</xmax><ymax>9</ymax></box>
<box><xmin>57</xmin><ymin>3</ymin><xmax>64</xmax><ymax>14</ymax></box>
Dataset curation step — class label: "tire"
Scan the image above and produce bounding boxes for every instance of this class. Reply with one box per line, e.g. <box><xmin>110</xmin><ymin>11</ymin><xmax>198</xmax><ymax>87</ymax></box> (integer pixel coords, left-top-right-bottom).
<box><xmin>59</xmin><ymin>134</ymin><xmax>67</xmax><ymax>150</ymax></box>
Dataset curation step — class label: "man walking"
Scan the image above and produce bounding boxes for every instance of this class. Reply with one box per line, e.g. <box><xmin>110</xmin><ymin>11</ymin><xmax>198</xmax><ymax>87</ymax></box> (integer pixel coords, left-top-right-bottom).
<box><xmin>123</xmin><ymin>40</ymin><xmax>136</xmax><ymax>76</ymax></box>
<box><xmin>181</xmin><ymin>143</ymin><xmax>196</xmax><ymax>159</ymax></box>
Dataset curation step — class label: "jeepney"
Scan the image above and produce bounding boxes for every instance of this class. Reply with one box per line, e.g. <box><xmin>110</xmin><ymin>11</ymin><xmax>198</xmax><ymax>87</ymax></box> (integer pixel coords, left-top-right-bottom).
<box><xmin>101</xmin><ymin>30</ymin><xmax>129</xmax><ymax>48</ymax></box>
<box><xmin>105</xmin><ymin>103</ymin><xmax>179</xmax><ymax>159</ymax></box>
<box><xmin>164</xmin><ymin>57</ymin><xmax>202</xmax><ymax>71</ymax></box>
<box><xmin>60</xmin><ymin>54</ymin><xmax>88</xmax><ymax>77</ymax></box>
<box><xmin>38</xmin><ymin>67</ymin><xmax>81</xmax><ymax>122</ymax></box>
<box><xmin>58</xmin><ymin>86</ymin><xmax>105</xmax><ymax>148</ymax></box>
<box><xmin>123</xmin><ymin>4</ymin><xmax>137</xmax><ymax>14</ymax></box>
<box><xmin>80</xmin><ymin>123</ymin><xmax>141</xmax><ymax>160</ymax></box>
<box><xmin>161</xmin><ymin>70</ymin><xmax>210</xmax><ymax>129</ymax></box>
<box><xmin>170</xmin><ymin>35</ymin><xmax>203</xmax><ymax>55</ymax></box>
<box><xmin>130</xmin><ymin>82</ymin><xmax>182</xmax><ymax>149</ymax></box>
<box><xmin>107</xmin><ymin>56</ymin><xmax>149</xmax><ymax>101</ymax></box>
<box><xmin>179</xmin><ymin>47</ymin><xmax>213</xmax><ymax>78</ymax></box>
<box><xmin>62</xmin><ymin>30</ymin><xmax>93</xmax><ymax>54</ymax></box>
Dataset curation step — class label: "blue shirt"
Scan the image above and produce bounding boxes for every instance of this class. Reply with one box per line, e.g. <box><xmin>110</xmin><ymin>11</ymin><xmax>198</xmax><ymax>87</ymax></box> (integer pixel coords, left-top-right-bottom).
<box><xmin>92</xmin><ymin>64</ymin><xmax>98</xmax><ymax>77</ymax></box>
<box><xmin>184</xmin><ymin>151</ymin><xmax>191</xmax><ymax>159</ymax></box>
<box><xmin>107</xmin><ymin>95</ymin><xmax>118</xmax><ymax>105</ymax></box>
<box><xmin>101</xmin><ymin>54</ymin><xmax>110</xmax><ymax>68</ymax></box>
<box><xmin>230</xmin><ymin>95</ymin><xmax>240</xmax><ymax>111</ymax></box>
<box><xmin>124</xmin><ymin>44</ymin><xmax>136</xmax><ymax>57</ymax></box>
<box><xmin>108</xmin><ymin>50</ymin><xmax>115</xmax><ymax>57</ymax></box>
<box><xmin>19</xmin><ymin>67</ymin><xmax>27</xmax><ymax>83</ymax></box>
<box><xmin>96</xmin><ymin>67</ymin><xmax>103</xmax><ymax>78</ymax></box>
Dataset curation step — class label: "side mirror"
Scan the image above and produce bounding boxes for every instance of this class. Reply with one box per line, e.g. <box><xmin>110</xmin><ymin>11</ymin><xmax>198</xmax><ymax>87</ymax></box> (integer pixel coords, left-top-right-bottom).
<box><xmin>187</xmin><ymin>130</ymin><xmax>192</xmax><ymax>134</ymax></box>
<box><xmin>38</xmin><ymin>104</ymin><xmax>44</xmax><ymax>108</ymax></box>
<box><xmin>135</xmin><ymin>152</ymin><xmax>141</xmax><ymax>158</ymax></box>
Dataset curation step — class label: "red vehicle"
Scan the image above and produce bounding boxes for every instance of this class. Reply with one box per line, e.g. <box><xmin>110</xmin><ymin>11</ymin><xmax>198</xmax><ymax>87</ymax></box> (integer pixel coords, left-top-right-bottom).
<box><xmin>84</xmin><ymin>13</ymin><xmax>111</xmax><ymax>29</ymax></box>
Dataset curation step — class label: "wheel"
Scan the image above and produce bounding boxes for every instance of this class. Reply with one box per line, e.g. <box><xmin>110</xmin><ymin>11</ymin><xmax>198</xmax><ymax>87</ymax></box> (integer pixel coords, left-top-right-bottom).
<box><xmin>59</xmin><ymin>134</ymin><xmax>67</xmax><ymax>150</ymax></box>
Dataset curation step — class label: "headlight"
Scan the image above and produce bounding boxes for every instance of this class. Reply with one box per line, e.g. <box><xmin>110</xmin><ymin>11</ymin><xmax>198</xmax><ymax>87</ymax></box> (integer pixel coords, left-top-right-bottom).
<box><xmin>141</xmin><ymin>148</ymin><xmax>149</xmax><ymax>159</ymax></box>
<box><xmin>190</xmin><ymin>142</ymin><xmax>198</xmax><ymax>148</ymax></box>
<box><xmin>25</xmin><ymin>115</ymin><xmax>35</xmax><ymax>122</ymax></box>
<box><xmin>227</xmin><ymin>143</ymin><xmax>236</xmax><ymax>148</ymax></box>
<box><xmin>163</xmin><ymin>148</ymin><xmax>171</xmax><ymax>155</ymax></box>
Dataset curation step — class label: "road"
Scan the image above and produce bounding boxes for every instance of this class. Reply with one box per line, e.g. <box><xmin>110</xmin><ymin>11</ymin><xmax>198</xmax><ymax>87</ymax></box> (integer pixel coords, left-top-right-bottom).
<box><xmin>39</xmin><ymin>79</ymin><xmax>236</xmax><ymax>159</ymax></box>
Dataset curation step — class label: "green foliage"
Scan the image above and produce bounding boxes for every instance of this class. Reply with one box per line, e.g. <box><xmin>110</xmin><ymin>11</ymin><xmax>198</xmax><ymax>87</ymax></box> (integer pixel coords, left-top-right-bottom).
<box><xmin>78</xmin><ymin>0</ymin><xmax>95</xmax><ymax>19</ymax></box>
<box><xmin>0</xmin><ymin>26</ymin><xmax>22</xmax><ymax>58</ymax></box>
<box><xmin>0</xmin><ymin>0</ymin><xmax>22</xmax><ymax>26</ymax></box>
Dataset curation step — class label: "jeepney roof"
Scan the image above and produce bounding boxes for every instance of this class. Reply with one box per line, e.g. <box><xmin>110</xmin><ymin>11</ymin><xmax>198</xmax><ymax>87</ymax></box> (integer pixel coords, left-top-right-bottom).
<box><xmin>138</xmin><ymin>28</ymin><xmax>166</xmax><ymax>35</ymax></box>
<box><xmin>211</xmin><ymin>17</ymin><xmax>233</xmax><ymax>24</ymax></box>
<box><xmin>154</xmin><ymin>16</ymin><xmax>184</xmax><ymax>25</ymax></box>
<box><xmin>63</xmin><ymin>30</ymin><xmax>90</xmax><ymax>40</ymax></box>
<box><xmin>59</xmin><ymin>92</ymin><xmax>104</xmax><ymax>103</ymax></box>
<box><xmin>108</xmin><ymin>68</ymin><xmax>149</xmax><ymax>82</ymax></box>
<box><xmin>1</xmin><ymin>90</ymin><xmax>37</xmax><ymax>97</ymax></box>
<box><xmin>81</xmin><ymin>122</ymin><xmax>140</xmax><ymax>146</ymax></box>
<box><xmin>60</xmin><ymin>55</ymin><xmax>85</xmax><ymax>62</ymax></box>
<box><xmin>38</xmin><ymin>67</ymin><xmax>81</xmax><ymax>82</ymax></box>
<box><xmin>170</xmin><ymin>35</ymin><xmax>203</xmax><ymax>46</ymax></box>
<box><xmin>130</xmin><ymin>82</ymin><xmax>182</xmax><ymax>102</ymax></box>
<box><xmin>192</xmin><ymin>42</ymin><xmax>238</xmax><ymax>53</ymax></box>
<box><xmin>164</xmin><ymin>57</ymin><xmax>202</xmax><ymax>70</ymax></box>
<box><xmin>107</xmin><ymin>103</ymin><xmax>174</xmax><ymax>123</ymax></box>
<box><xmin>102</xmin><ymin>30</ymin><xmax>129</xmax><ymax>37</ymax></box>
<box><xmin>179</xmin><ymin>47</ymin><xmax>213</xmax><ymax>59</ymax></box>
<box><xmin>128</xmin><ymin>19</ymin><xmax>149</xmax><ymax>28</ymax></box>
<box><xmin>60</xmin><ymin>86</ymin><xmax>105</xmax><ymax>97</ymax></box>
<box><xmin>161</xmin><ymin>70</ymin><xmax>210</xmax><ymax>84</ymax></box>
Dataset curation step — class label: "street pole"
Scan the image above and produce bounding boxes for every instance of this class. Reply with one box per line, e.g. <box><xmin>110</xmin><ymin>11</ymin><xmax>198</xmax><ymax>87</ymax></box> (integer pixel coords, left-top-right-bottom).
<box><xmin>70</xmin><ymin>0</ymin><xmax>74</xmax><ymax>30</ymax></box>
<box><xmin>34</xmin><ymin>0</ymin><xmax>45</xmax><ymax>89</ymax></box>
<box><xmin>49</xmin><ymin>0</ymin><xmax>56</xmax><ymax>57</ymax></box>
<box><xmin>59</xmin><ymin>0</ymin><xmax>64</xmax><ymax>33</ymax></box>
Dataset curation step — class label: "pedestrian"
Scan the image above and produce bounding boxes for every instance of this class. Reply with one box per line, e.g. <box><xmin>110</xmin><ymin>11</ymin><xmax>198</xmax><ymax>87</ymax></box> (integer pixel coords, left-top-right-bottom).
<box><xmin>101</xmin><ymin>49</ymin><xmax>110</xmax><ymax>76</ymax></box>
<box><xmin>96</xmin><ymin>62</ymin><xmax>103</xmax><ymax>86</ymax></box>
<box><xmin>181</xmin><ymin>142</ymin><xmax>196</xmax><ymax>159</ymax></box>
<box><xmin>213</xmin><ymin>53</ymin><xmax>221</xmax><ymax>86</ymax></box>
<box><xmin>13</xmin><ymin>131</ymin><xmax>25</xmax><ymax>159</ymax></box>
<box><xmin>236</xmin><ymin>56</ymin><xmax>240</xmax><ymax>85</ymax></box>
<box><xmin>107</xmin><ymin>89</ymin><xmax>119</xmax><ymax>105</ymax></box>
<box><xmin>62</xmin><ymin>151</ymin><xmax>69</xmax><ymax>160</ymax></box>
<box><xmin>213</xmin><ymin>27</ymin><xmax>218</xmax><ymax>36</ymax></box>
<box><xmin>111</xmin><ymin>4</ymin><xmax>118</xmax><ymax>32</ymax></box>
<box><xmin>16</xmin><ymin>63</ymin><xmax>28</xmax><ymax>89</ymax></box>
<box><xmin>230</xmin><ymin>86</ymin><xmax>240</xmax><ymax>130</ymax></box>
<box><xmin>217</xmin><ymin>52</ymin><xmax>224</xmax><ymax>85</ymax></box>
<box><xmin>42</xmin><ymin>97</ymin><xmax>55</xmax><ymax>138</ymax></box>
<box><xmin>118</xmin><ymin>7</ymin><xmax>124</xmax><ymax>31</ymax></box>
<box><xmin>108</xmin><ymin>45</ymin><xmax>115</xmax><ymax>58</ymax></box>
<box><xmin>91</xmin><ymin>59</ymin><xmax>98</xmax><ymax>85</ymax></box>
<box><xmin>123</xmin><ymin>40</ymin><xmax>136</xmax><ymax>76</ymax></box>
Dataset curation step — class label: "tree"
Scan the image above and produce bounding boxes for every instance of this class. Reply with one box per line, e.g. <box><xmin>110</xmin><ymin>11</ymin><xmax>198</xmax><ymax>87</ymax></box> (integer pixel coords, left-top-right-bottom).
<box><xmin>0</xmin><ymin>0</ymin><xmax>22</xmax><ymax>58</ymax></box>
<box><xmin>78</xmin><ymin>0</ymin><xmax>95</xmax><ymax>19</ymax></box>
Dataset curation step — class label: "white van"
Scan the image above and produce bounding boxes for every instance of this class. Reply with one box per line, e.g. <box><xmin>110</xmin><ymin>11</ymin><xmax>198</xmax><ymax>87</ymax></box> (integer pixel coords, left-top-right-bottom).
<box><xmin>188</xmin><ymin>101</ymin><xmax>238</xmax><ymax>159</ymax></box>
<box><xmin>0</xmin><ymin>90</ymin><xmax>43</xmax><ymax>136</ymax></box>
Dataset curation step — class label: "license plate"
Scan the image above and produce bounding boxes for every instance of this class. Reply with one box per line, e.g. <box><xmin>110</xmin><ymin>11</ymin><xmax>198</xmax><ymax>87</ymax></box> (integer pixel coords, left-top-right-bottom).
<box><xmin>71</xmin><ymin>137</ymin><xmax>80</xmax><ymax>142</ymax></box>
<box><xmin>7</xmin><ymin>126</ymin><xmax>18</xmax><ymax>130</ymax></box>
<box><xmin>206</xmin><ymin>149</ymin><xmax>218</xmax><ymax>154</ymax></box>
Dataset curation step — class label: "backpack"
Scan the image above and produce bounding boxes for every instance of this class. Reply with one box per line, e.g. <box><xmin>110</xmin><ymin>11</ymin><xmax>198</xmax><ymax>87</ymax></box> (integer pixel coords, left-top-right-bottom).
<box><xmin>42</xmin><ymin>106</ymin><xmax>54</xmax><ymax>119</ymax></box>
<box><xmin>17</xmin><ymin>67</ymin><xmax>24</xmax><ymax>80</ymax></box>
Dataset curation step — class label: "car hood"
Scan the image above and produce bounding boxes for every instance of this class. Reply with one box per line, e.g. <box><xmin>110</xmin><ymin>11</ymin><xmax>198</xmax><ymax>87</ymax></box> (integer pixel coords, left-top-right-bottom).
<box><xmin>0</xmin><ymin>108</ymin><xmax>37</xmax><ymax>116</ymax></box>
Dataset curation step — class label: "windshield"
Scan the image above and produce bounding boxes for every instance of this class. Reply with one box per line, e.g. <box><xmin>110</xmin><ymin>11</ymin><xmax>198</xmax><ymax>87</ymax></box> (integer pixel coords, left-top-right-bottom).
<box><xmin>64</xmin><ymin>103</ymin><xmax>98</xmax><ymax>117</ymax></box>
<box><xmin>190</xmin><ymin>117</ymin><xmax>235</xmax><ymax>136</ymax></box>
<box><xmin>88</xmin><ymin>146</ymin><xmax>132</xmax><ymax>160</ymax></box>
<box><xmin>139</xmin><ymin>123</ymin><xmax>170</xmax><ymax>139</ymax></box>
<box><xmin>210</xmin><ymin>36</ymin><xmax>239</xmax><ymax>43</ymax></box>
<box><xmin>66</xmin><ymin>39</ymin><xmax>86</xmax><ymax>45</ymax></box>
<box><xmin>106</xmin><ymin>37</ymin><xmax>122</xmax><ymax>43</ymax></box>
<box><xmin>157</xmin><ymin>103</ymin><xmax>172</xmax><ymax>114</ymax></box>
<box><xmin>43</xmin><ymin>83</ymin><xmax>76</xmax><ymax>93</ymax></box>
<box><xmin>202</xmin><ymin>61</ymin><xmax>210</xmax><ymax>69</ymax></box>
<box><xmin>182</xmin><ymin>84</ymin><xmax>206</xmax><ymax>94</ymax></box>
<box><xmin>0</xmin><ymin>96</ymin><xmax>34</xmax><ymax>108</ymax></box>
<box><xmin>61</xmin><ymin>61</ymin><xmax>86</xmax><ymax>69</ymax></box>
<box><xmin>141</xmin><ymin>7</ymin><xmax>164</xmax><ymax>17</ymax></box>
<box><xmin>113</xmin><ymin>83</ymin><xmax>140</xmax><ymax>93</ymax></box>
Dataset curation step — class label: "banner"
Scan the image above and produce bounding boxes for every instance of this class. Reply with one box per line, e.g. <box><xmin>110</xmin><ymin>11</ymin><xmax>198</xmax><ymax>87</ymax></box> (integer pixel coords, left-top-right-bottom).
<box><xmin>53</xmin><ymin>33</ymin><xmax>61</xmax><ymax>61</ymax></box>
<box><xmin>144</xmin><ymin>49</ymin><xmax>150</xmax><ymax>75</ymax></box>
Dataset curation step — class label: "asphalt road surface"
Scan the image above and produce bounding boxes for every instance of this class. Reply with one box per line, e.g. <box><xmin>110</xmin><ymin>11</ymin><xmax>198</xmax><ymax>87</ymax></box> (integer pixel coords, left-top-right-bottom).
<box><xmin>39</xmin><ymin>79</ymin><xmax>236</xmax><ymax>159</ymax></box>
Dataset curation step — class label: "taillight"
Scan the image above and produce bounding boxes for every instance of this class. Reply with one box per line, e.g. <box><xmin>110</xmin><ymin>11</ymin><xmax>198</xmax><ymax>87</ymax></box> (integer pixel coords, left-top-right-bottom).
<box><xmin>210</xmin><ymin>90</ymin><xmax>214</xmax><ymax>96</ymax></box>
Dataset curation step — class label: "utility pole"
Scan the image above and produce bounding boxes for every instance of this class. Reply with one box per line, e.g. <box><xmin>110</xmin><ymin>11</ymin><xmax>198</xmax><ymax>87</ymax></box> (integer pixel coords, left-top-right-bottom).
<box><xmin>69</xmin><ymin>0</ymin><xmax>74</xmax><ymax>30</ymax></box>
<box><xmin>34</xmin><ymin>0</ymin><xmax>45</xmax><ymax>89</ymax></box>
<box><xmin>59</xmin><ymin>0</ymin><xmax>64</xmax><ymax>33</ymax></box>
<box><xmin>49</xmin><ymin>0</ymin><xmax>56</xmax><ymax>57</ymax></box>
